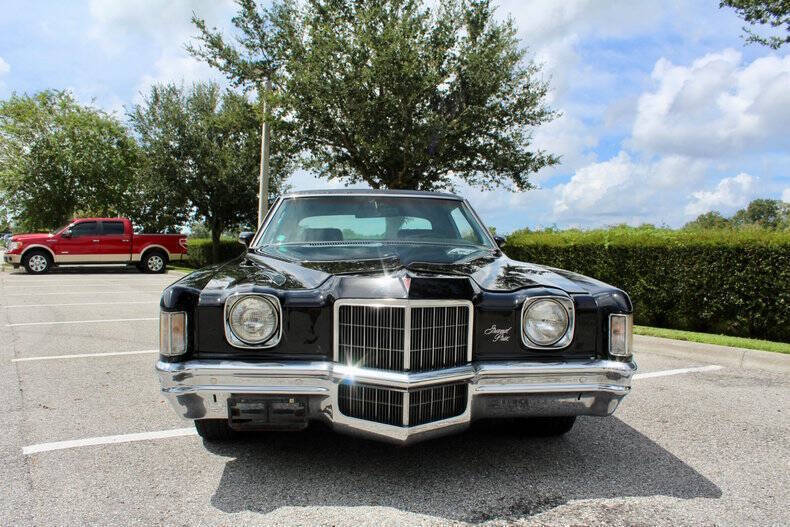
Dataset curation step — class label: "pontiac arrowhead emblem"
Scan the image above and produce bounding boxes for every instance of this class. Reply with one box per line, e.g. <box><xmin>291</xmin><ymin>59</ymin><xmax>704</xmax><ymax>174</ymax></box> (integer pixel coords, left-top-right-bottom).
<box><xmin>402</xmin><ymin>276</ymin><xmax>411</xmax><ymax>293</ymax></box>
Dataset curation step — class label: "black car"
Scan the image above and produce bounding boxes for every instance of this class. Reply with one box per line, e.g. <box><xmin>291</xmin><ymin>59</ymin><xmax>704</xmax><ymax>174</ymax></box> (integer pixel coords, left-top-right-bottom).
<box><xmin>157</xmin><ymin>190</ymin><xmax>636</xmax><ymax>444</ymax></box>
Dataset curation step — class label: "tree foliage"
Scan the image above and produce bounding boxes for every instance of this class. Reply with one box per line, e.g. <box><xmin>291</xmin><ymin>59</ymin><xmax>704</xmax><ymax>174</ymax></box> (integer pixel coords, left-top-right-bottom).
<box><xmin>191</xmin><ymin>0</ymin><xmax>558</xmax><ymax>192</ymax></box>
<box><xmin>684</xmin><ymin>199</ymin><xmax>790</xmax><ymax>231</ymax></box>
<box><xmin>129</xmin><ymin>82</ymin><xmax>290</xmax><ymax>262</ymax></box>
<box><xmin>0</xmin><ymin>91</ymin><xmax>138</xmax><ymax>230</ymax></box>
<box><xmin>720</xmin><ymin>0</ymin><xmax>790</xmax><ymax>49</ymax></box>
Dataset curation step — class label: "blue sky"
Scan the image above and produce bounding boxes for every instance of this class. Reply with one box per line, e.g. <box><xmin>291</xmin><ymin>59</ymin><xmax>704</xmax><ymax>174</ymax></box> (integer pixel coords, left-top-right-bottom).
<box><xmin>1</xmin><ymin>0</ymin><xmax>787</xmax><ymax>233</ymax></box>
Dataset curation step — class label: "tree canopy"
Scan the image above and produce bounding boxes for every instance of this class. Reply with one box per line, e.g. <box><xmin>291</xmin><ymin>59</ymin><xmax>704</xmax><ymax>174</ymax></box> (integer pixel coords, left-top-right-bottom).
<box><xmin>129</xmin><ymin>82</ymin><xmax>291</xmax><ymax>261</ymax></box>
<box><xmin>191</xmin><ymin>0</ymin><xmax>558</xmax><ymax>192</ymax></box>
<box><xmin>684</xmin><ymin>199</ymin><xmax>790</xmax><ymax>231</ymax></box>
<box><xmin>0</xmin><ymin>91</ymin><xmax>138</xmax><ymax>231</ymax></box>
<box><xmin>720</xmin><ymin>0</ymin><xmax>790</xmax><ymax>49</ymax></box>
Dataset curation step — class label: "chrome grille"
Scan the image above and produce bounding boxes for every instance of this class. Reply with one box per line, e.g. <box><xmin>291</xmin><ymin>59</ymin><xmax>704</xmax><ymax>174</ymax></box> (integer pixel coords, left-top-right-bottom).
<box><xmin>337</xmin><ymin>382</ymin><xmax>468</xmax><ymax>427</ymax></box>
<box><xmin>409</xmin><ymin>305</ymin><xmax>470</xmax><ymax>372</ymax></box>
<box><xmin>338</xmin><ymin>384</ymin><xmax>403</xmax><ymax>426</ymax></box>
<box><xmin>334</xmin><ymin>300</ymin><xmax>472</xmax><ymax>372</ymax></box>
<box><xmin>409</xmin><ymin>383</ymin><xmax>468</xmax><ymax>426</ymax></box>
<box><xmin>337</xmin><ymin>305</ymin><xmax>405</xmax><ymax>370</ymax></box>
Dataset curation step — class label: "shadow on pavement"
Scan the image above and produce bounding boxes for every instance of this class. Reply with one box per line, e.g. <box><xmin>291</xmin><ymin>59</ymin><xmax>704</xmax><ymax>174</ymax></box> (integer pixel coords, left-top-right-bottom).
<box><xmin>205</xmin><ymin>416</ymin><xmax>721</xmax><ymax>522</ymax></box>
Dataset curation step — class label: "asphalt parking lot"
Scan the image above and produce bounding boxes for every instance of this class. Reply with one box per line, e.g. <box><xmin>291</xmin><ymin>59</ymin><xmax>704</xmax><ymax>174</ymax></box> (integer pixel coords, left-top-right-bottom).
<box><xmin>1</xmin><ymin>267</ymin><xmax>788</xmax><ymax>526</ymax></box>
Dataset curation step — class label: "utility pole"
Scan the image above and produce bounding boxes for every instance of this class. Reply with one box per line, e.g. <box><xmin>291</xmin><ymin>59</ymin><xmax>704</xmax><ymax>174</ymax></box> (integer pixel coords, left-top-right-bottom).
<box><xmin>257</xmin><ymin>78</ymin><xmax>272</xmax><ymax>228</ymax></box>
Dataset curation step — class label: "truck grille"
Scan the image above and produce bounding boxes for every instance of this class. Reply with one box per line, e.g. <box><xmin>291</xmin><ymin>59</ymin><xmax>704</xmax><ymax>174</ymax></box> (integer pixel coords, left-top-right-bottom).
<box><xmin>338</xmin><ymin>383</ymin><xmax>468</xmax><ymax>427</ymax></box>
<box><xmin>335</xmin><ymin>301</ymin><xmax>471</xmax><ymax>372</ymax></box>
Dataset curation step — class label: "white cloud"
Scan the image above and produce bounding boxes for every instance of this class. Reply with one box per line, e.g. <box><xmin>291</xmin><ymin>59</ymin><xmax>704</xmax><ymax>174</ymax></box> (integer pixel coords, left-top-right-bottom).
<box><xmin>781</xmin><ymin>188</ymin><xmax>790</xmax><ymax>204</ymax></box>
<box><xmin>631</xmin><ymin>50</ymin><xmax>790</xmax><ymax>157</ymax></box>
<box><xmin>552</xmin><ymin>151</ymin><xmax>709</xmax><ymax>225</ymax></box>
<box><xmin>0</xmin><ymin>56</ymin><xmax>9</xmax><ymax>76</ymax></box>
<box><xmin>684</xmin><ymin>173</ymin><xmax>757</xmax><ymax>217</ymax></box>
<box><xmin>88</xmin><ymin>0</ymin><xmax>233</xmax><ymax>54</ymax></box>
<box><xmin>133</xmin><ymin>53</ymin><xmax>221</xmax><ymax>104</ymax></box>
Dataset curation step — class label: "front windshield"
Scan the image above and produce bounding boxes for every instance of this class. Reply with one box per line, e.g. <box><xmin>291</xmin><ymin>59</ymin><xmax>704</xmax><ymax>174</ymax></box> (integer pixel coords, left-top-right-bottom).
<box><xmin>255</xmin><ymin>195</ymin><xmax>494</xmax><ymax>262</ymax></box>
<box><xmin>52</xmin><ymin>222</ymin><xmax>72</xmax><ymax>235</ymax></box>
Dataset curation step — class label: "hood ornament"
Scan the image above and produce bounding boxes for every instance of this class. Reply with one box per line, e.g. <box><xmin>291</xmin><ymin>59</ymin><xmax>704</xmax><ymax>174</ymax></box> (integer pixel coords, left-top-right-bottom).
<box><xmin>402</xmin><ymin>276</ymin><xmax>411</xmax><ymax>293</ymax></box>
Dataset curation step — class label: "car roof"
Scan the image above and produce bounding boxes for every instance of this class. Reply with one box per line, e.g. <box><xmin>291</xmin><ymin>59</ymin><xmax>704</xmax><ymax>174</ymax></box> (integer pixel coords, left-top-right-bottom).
<box><xmin>281</xmin><ymin>189</ymin><xmax>463</xmax><ymax>200</ymax></box>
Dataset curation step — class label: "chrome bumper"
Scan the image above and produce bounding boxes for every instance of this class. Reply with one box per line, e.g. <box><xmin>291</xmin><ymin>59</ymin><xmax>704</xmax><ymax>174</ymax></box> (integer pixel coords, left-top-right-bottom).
<box><xmin>156</xmin><ymin>358</ymin><xmax>636</xmax><ymax>444</ymax></box>
<box><xmin>4</xmin><ymin>253</ymin><xmax>20</xmax><ymax>264</ymax></box>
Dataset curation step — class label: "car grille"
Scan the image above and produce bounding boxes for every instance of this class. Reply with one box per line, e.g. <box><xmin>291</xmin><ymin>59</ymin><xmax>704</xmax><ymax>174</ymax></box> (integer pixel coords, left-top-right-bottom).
<box><xmin>335</xmin><ymin>301</ymin><xmax>471</xmax><ymax>372</ymax></box>
<box><xmin>337</xmin><ymin>384</ymin><xmax>404</xmax><ymax>426</ymax></box>
<box><xmin>338</xmin><ymin>382</ymin><xmax>468</xmax><ymax>427</ymax></box>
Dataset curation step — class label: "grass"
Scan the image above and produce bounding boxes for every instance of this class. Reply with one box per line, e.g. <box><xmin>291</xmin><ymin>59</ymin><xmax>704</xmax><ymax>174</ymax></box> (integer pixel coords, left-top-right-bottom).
<box><xmin>635</xmin><ymin>325</ymin><xmax>790</xmax><ymax>355</ymax></box>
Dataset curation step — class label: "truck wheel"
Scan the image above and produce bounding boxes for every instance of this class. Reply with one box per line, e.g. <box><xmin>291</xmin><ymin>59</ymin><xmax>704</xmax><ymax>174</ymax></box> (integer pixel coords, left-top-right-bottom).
<box><xmin>22</xmin><ymin>250</ymin><xmax>52</xmax><ymax>274</ymax></box>
<box><xmin>522</xmin><ymin>416</ymin><xmax>576</xmax><ymax>437</ymax></box>
<box><xmin>194</xmin><ymin>419</ymin><xmax>235</xmax><ymax>441</ymax></box>
<box><xmin>141</xmin><ymin>251</ymin><xmax>167</xmax><ymax>273</ymax></box>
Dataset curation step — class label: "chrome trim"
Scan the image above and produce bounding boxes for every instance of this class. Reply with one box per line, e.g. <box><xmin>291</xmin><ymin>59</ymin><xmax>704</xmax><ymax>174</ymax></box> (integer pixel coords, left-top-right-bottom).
<box><xmin>223</xmin><ymin>293</ymin><xmax>282</xmax><ymax>349</ymax></box>
<box><xmin>157</xmin><ymin>358</ymin><xmax>636</xmax><ymax>444</ymax></box>
<box><xmin>520</xmin><ymin>296</ymin><xmax>575</xmax><ymax>349</ymax></box>
<box><xmin>332</xmin><ymin>298</ymin><xmax>474</xmax><ymax>370</ymax></box>
<box><xmin>282</xmin><ymin>191</ymin><xmax>463</xmax><ymax>200</ymax></box>
<box><xmin>608</xmin><ymin>313</ymin><xmax>634</xmax><ymax>358</ymax></box>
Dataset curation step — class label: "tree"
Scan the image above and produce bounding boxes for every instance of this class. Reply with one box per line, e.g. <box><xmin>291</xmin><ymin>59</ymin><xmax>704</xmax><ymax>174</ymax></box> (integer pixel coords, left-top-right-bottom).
<box><xmin>0</xmin><ymin>91</ymin><xmax>139</xmax><ymax>230</ymax></box>
<box><xmin>130</xmin><ymin>82</ymin><xmax>290</xmax><ymax>263</ymax></box>
<box><xmin>720</xmin><ymin>0</ymin><xmax>790</xmax><ymax>49</ymax></box>
<box><xmin>684</xmin><ymin>211</ymin><xmax>732</xmax><ymax>230</ymax></box>
<box><xmin>732</xmin><ymin>198</ymin><xmax>790</xmax><ymax>229</ymax></box>
<box><xmin>193</xmin><ymin>0</ymin><xmax>558</xmax><ymax>192</ymax></box>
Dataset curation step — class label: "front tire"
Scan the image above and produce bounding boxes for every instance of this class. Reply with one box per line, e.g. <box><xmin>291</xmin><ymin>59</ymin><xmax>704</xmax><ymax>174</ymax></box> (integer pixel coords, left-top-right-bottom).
<box><xmin>22</xmin><ymin>250</ymin><xmax>52</xmax><ymax>274</ymax></box>
<box><xmin>141</xmin><ymin>250</ymin><xmax>167</xmax><ymax>273</ymax></box>
<box><xmin>194</xmin><ymin>419</ymin><xmax>235</xmax><ymax>441</ymax></box>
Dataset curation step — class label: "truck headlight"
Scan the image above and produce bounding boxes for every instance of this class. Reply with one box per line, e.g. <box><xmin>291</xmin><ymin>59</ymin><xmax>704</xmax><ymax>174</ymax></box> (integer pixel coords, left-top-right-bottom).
<box><xmin>609</xmin><ymin>313</ymin><xmax>633</xmax><ymax>358</ymax></box>
<box><xmin>159</xmin><ymin>311</ymin><xmax>187</xmax><ymax>356</ymax></box>
<box><xmin>225</xmin><ymin>294</ymin><xmax>281</xmax><ymax>347</ymax></box>
<box><xmin>8</xmin><ymin>241</ymin><xmax>21</xmax><ymax>251</ymax></box>
<box><xmin>521</xmin><ymin>297</ymin><xmax>574</xmax><ymax>348</ymax></box>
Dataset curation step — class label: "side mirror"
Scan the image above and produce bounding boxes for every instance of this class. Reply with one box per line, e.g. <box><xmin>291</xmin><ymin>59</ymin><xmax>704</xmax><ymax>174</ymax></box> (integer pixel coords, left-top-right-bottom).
<box><xmin>61</xmin><ymin>229</ymin><xmax>72</xmax><ymax>238</ymax></box>
<box><xmin>493</xmin><ymin>235</ymin><xmax>506</xmax><ymax>248</ymax></box>
<box><xmin>238</xmin><ymin>231</ymin><xmax>255</xmax><ymax>247</ymax></box>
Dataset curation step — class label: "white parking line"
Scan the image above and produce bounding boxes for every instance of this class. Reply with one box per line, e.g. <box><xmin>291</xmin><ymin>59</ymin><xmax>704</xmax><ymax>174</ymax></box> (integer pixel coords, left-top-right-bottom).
<box><xmin>12</xmin><ymin>349</ymin><xmax>158</xmax><ymax>362</ymax></box>
<box><xmin>3</xmin><ymin>284</ymin><xmax>172</xmax><ymax>289</ymax></box>
<box><xmin>22</xmin><ymin>428</ymin><xmax>197</xmax><ymax>455</ymax></box>
<box><xmin>20</xmin><ymin>363</ymin><xmax>727</xmax><ymax>455</ymax></box>
<box><xmin>4</xmin><ymin>301</ymin><xmax>156</xmax><ymax>308</ymax></box>
<box><xmin>633</xmin><ymin>364</ymin><xmax>723</xmax><ymax>379</ymax></box>
<box><xmin>6</xmin><ymin>317</ymin><xmax>157</xmax><ymax>327</ymax></box>
<box><xmin>3</xmin><ymin>291</ymin><xmax>164</xmax><ymax>296</ymax></box>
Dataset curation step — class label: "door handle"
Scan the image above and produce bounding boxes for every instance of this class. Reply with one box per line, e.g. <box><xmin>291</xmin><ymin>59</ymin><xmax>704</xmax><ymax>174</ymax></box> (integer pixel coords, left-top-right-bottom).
<box><xmin>92</xmin><ymin>239</ymin><xmax>100</xmax><ymax>243</ymax></box>
<box><xmin>122</xmin><ymin>239</ymin><xmax>130</xmax><ymax>242</ymax></box>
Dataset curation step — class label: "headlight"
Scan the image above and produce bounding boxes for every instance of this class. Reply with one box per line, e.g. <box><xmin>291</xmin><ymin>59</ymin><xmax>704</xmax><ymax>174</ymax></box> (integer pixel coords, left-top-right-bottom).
<box><xmin>8</xmin><ymin>241</ymin><xmax>21</xmax><ymax>251</ymax></box>
<box><xmin>521</xmin><ymin>297</ymin><xmax>574</xmax><ymax>348</ymax></box>
<box><xmin>225</xmin><ymin>294</ymin><xmax>280</xmax><ymax>347</ymax></box>
<box><xmin>609</xmin><ymin>313</ymin><xmax>633</xmax><ymax>358</ymax></box>
<box><xmin>159</xmin><ymin>311</ymin><xmax>187</xmax><ymax>356</ymax></box>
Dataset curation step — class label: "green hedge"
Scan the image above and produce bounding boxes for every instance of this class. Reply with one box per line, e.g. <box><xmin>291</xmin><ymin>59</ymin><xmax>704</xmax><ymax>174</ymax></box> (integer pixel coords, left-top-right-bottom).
<box><xmin>185</xmin><ymin>238</ymin><xmax>246</xmax><ymax>268</ymax></box>
<box><xmin>503</xmin><ymin>227</ymin><xmax>790</xmax><ymax>342</ymax></box>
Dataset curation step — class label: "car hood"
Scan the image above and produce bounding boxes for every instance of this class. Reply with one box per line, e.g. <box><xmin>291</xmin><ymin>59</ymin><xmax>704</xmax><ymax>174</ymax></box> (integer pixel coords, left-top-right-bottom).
<box><xmin>176</xmin><ymin>250</ymin><xmax>602</xmax><ymax>295</ymax></box>
<box><xmin>11</xmin><ymin>233</ymin><xmax>54</xmax><ymax>242</ymax></box>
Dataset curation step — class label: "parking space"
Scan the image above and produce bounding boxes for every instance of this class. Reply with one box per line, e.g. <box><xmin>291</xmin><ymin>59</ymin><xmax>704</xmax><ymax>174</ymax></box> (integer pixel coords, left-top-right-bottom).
<box><xmin>1</xmin><ymin>268</ymin><xmax>788</xmax><ymax>526</ymax></box>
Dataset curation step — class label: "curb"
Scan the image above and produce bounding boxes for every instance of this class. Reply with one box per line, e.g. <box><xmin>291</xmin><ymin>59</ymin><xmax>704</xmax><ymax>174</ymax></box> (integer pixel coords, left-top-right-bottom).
<box><xmin>634</xmin><ymin>334</ymin><xmax>790</xmax><ymax>374</ymax></box>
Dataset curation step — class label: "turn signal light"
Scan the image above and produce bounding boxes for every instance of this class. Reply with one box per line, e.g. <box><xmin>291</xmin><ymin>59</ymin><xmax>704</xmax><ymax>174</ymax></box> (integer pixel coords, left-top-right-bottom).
<box><xmin>160</xmin><ymin>311</ymin><xmax>187</xmax><ymax>356</ymax></box>
<box><xmin>609</xmin><ymin>314</ymin><xmax>633</xmax><ymax>358</ymax></box>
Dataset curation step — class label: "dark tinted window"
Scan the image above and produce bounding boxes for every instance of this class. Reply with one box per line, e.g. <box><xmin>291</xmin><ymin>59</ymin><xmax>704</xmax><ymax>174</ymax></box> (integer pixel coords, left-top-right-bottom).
<box><xmin>70</xmin><ymin>221</ymin><xmax>99</xmax><ymax>237</ymax></box>
<box><xmin>102</xmin><ymin>221</ymin><xmax>125</xmax><ymax>235</ymax></box>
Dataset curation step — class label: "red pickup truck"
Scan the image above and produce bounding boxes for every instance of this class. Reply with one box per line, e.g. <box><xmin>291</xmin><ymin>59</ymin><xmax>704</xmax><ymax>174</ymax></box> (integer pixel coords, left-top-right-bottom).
<box><xmin>4</xmin><ymin>218</ymin><xmax>187</xmax><ymax>274</ymax></box>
